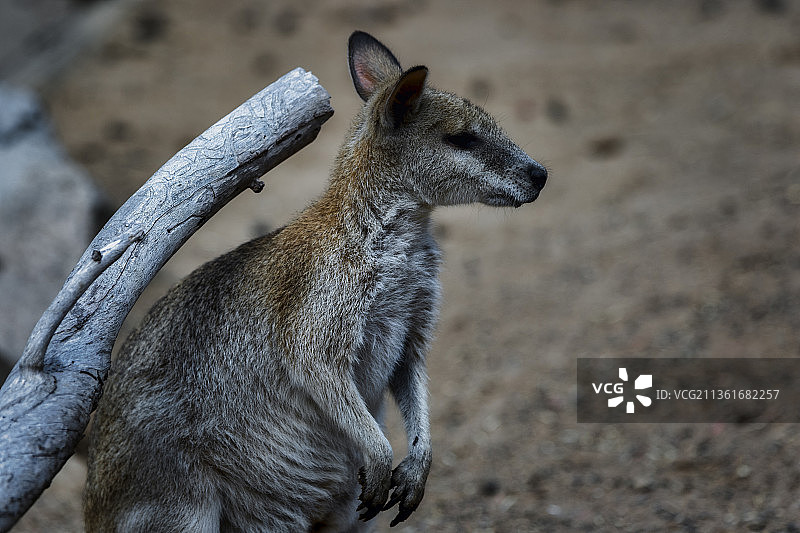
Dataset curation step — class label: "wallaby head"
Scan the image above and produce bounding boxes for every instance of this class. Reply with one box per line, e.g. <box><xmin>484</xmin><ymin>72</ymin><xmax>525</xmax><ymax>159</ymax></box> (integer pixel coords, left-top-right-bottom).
<box><xmin>342</xmin><ymin>30</ymin><xmax>547</xmax><ymax>209</ymax></box>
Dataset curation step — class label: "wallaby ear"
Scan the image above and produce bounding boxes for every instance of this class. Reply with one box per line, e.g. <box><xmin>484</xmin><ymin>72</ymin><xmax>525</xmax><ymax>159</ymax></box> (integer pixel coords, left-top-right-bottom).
<box><xmin>384</xmin><ymin>66</ymin><xmax>428</xmax><ymax>128</ymax></box>
<box><xmin>348</xmin><ymin>31</ymin><xmax>403</xmax><ymax>101</ymax></box>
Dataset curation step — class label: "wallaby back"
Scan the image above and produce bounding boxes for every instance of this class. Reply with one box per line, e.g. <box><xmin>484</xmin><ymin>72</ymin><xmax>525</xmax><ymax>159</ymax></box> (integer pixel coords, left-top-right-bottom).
<box><xmin>84</xmin><ymin>31</ymin><xmax>546</xmax><ymax>532</ymax></box>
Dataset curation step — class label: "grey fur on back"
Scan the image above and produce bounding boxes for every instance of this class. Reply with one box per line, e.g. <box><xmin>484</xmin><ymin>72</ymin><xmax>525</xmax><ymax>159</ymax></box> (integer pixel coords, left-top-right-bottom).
<box><xmin>84</xmin><ymin>31</ymin><xmax>546</xmax><ymax>532</ymax></box>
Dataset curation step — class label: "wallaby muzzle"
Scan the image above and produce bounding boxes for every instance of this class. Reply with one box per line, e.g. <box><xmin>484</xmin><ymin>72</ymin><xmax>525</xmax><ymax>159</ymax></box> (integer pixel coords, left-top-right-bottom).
<box><xmin>523</xmin><ymin>160</ymin><xmax>548</xmax><ymax>205</ymax></box>
<box><xmin>494</xmin><ymin>158</ymin><xmax>548</xmax><ymax>208</ymax></box>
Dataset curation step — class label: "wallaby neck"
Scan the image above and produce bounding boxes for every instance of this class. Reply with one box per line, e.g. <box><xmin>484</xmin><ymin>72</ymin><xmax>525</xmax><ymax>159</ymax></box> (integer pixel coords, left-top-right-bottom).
<box><xmin>325</xmin><ymin>139</ymin><xmax>434</xmax><ymax>242</ymax></box>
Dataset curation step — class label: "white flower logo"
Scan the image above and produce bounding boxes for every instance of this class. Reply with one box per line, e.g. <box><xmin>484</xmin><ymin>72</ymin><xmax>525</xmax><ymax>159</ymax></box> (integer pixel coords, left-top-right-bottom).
<box><xmin>607</xmin><ymin>368</ymin><xmax>652</xmax><ymax>413</ymax></box>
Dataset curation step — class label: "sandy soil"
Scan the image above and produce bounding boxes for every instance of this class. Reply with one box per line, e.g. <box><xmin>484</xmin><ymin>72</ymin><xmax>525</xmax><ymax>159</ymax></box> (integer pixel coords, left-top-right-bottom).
<box><xmin>11</xmin><ymin>0</ymin><xmax>800</xmax><ymax>531</ymax></box>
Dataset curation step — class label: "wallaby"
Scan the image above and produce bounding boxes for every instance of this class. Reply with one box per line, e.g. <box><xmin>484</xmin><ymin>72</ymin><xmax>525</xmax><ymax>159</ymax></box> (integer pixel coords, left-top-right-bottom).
<box><xmin>84</xmin><ymin>31</ymin><xmax>547</xmax><ymax>532</ymax></box>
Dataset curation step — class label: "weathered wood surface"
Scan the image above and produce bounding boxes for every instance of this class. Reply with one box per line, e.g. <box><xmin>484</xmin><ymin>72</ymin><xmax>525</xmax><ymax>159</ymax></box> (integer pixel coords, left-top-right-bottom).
<box><xmin>0</xmin><ymin>67</ymin><xmax>333</xmax><ymax>531</ymax></box>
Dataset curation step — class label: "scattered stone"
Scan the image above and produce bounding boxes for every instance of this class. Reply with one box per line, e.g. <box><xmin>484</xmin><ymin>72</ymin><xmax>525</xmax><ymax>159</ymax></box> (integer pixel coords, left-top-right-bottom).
<box><xmin>754</xmin><ymin>0</ymin><xmax>787</xmax><ymax>15</ymax></box>
<box><xmin>745</xmin><ymin>512</ymin><xmax>768</xmax><ymax>531</ymax></box>
<box><xmin>736</xmin><ymin>464</ymin><xmax>752</xmax><ymax>479</ymax></box>
<box><xmin>478</xmin><ymin>479</ymin><xmax>500</xmax><ymax>497</ymax></box>
<box><xmin>589</xmin><ymin>136</ymin><xmax>625</xmax><ymax>159</ymax></box>
<box><xmin>273</xmin><ymin>7</ymin><xmax>300</xmax><ymax>36</ymax></box>
<box><xmin>632</xmin><ymin>474</ymin><xmax>655</xmax><ymax>492</ymax></box>
<box><xmin>545</xmin><ymin>98</ymin><xmax>569</xmax><ymax>124</ymax></box>
<box><xmin>134</xmin><ymin>9</ymin><xmax>168</xmax><ymax>43</ymax></box>
<box><xmin>546</xmin><ymin>503</ymin><xmax>562</xmax><ymax>516</ymax></box>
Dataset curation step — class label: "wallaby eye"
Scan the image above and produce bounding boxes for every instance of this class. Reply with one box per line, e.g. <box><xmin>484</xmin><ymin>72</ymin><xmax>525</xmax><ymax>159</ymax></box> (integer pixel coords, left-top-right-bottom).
<box><xmin>444</xmin><ymin>132</ymin><xmax>480</xmax><ymax>150</ymax></box>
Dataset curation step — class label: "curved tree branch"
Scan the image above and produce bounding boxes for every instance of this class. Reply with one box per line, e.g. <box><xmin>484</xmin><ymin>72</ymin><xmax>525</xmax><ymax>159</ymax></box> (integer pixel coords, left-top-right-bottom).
<box><xmin>17</xmin><ymin>229</ymin><xmax>144</xmax><ymax>372</ymax></box>
<box><xmin>0</xmin><ymin>67</ymin><xmax>333</xmax><ymax>531</ymax></box>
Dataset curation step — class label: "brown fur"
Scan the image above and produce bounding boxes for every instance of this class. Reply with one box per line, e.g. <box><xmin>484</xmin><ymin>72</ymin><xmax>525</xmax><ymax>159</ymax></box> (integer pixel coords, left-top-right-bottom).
<box><xmin>84</xmin><ymin>31</ymin><xmax>546</xmax><ymax>532</ymax></box>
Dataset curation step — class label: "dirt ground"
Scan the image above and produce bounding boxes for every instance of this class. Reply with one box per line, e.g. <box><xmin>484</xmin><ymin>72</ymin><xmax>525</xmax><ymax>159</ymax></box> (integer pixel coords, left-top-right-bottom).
<box><xmin>9</xmin><ymin>0</ymin><xmax>800</xmax><ymax>531</ymax></box>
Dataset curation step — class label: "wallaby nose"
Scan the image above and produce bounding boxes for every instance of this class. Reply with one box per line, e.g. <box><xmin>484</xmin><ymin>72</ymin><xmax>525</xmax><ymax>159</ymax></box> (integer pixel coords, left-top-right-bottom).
<box><xmin>528</xmin><ymin>163</ymin><xmax>548</xmax><ymax>191</ymax></box>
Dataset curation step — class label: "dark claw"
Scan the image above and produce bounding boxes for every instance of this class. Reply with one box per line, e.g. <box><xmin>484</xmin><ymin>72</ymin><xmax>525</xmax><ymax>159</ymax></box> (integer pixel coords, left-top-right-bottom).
<box><xmin>358</xmin><ymin>505</ymin><xmax>381</xmax><ymax>522</ymax></box>
<box><xmin>383</xmin><ymin>491</ymin><xmax>402</xmax><ymax>511</ymax></box>
<box><xmin>356</xmin><ymin>467</ymin><xmax>367</xmax><ymax>511</ymax></box>
<box><xmin>357</xmin><ymin>465</ymin><xmax>388</xmax><ymax>522</ymax></box>
<box><xmin>390</xmin><ymin>507</ymin><xmax>413</xmax><ymax>527</ymax></box>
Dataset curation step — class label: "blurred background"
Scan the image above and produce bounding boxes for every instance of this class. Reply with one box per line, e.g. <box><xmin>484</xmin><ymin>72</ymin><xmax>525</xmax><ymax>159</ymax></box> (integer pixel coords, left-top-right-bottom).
<box><xmin>1</xmin><ymin>0</ymin><xmax>799</xmax><ymax>531</ymax></box>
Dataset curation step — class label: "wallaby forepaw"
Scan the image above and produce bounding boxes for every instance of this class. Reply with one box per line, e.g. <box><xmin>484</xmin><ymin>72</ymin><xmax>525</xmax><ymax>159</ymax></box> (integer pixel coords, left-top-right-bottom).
<box><xmin>382</xmin><ymin>455</ymin><xmax>429</xmax><ymax>526</ymax></box>
<box><xmin>357</xmin><ymin>464</ymin><xmax>391</xmax><ymax>522</ymax></box>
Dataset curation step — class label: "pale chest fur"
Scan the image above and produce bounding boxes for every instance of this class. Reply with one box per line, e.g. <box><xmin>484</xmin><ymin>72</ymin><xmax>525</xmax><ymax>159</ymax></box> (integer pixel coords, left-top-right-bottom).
<box><xmin>353</xmin><ymin>221</ymin><xmax>441</xmax><ymax>412</ymax></box>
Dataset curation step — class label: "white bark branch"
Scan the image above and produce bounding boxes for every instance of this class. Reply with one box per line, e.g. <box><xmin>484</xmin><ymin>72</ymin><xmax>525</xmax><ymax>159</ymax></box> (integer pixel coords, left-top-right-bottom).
<box><xmin>0</xmin><ymin>67</ymin><xmax>333</xmax><ymax>531</ymax></box>
<box><xmin>18</xmin><ymin>229</ymin><xmax>144</xmax><ymax>372</ymax></box>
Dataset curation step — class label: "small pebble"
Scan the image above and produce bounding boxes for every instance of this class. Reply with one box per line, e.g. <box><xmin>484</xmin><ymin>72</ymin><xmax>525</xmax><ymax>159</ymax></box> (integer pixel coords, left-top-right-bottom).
<box><xmin>546</xmin><ymin>503</ymin><xmax>562</xmax><ymax>516</ymax></box>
